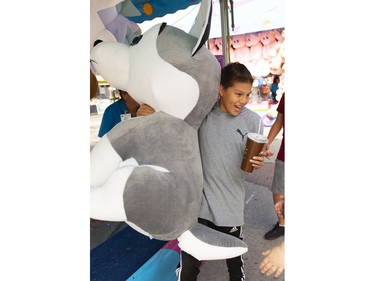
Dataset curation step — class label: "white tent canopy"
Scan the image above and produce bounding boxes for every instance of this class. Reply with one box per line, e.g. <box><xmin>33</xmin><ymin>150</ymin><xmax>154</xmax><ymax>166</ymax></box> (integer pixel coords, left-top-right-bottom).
<box><xmin>139</xmin><ymin>0</ymin><xmax>284</xmax><ymax>38</ymax></box>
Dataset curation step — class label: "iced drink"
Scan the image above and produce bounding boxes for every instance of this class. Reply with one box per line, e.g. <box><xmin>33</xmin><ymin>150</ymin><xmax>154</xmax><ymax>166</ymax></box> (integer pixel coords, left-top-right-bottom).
<box><xmin>241</xmin><ymin>133</ymin><xmax>268</xmax><ymax>173</ymax></box>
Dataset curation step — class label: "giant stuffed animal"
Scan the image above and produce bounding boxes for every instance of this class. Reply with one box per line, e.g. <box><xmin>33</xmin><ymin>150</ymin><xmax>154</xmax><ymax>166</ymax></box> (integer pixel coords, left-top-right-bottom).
<box><xmin>90</xmin><ymin>0</ymin><xmax>248</xmax><ymax>261</ymax></box>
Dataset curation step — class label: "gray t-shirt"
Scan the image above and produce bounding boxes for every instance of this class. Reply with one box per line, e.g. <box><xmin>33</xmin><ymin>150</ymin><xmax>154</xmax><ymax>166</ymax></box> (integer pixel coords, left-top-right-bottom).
<box><xmin>198</xmin><ymin>104</ymin><xmax>263</xmax><ymax>226</ymax></box>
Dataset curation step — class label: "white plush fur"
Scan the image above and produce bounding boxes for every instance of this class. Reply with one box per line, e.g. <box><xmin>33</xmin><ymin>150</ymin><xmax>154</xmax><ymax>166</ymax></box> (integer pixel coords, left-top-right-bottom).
<box><xmin>178</xmin><ymin>230</ymin><xmax>248</xmax><ymax>261</ymax></box>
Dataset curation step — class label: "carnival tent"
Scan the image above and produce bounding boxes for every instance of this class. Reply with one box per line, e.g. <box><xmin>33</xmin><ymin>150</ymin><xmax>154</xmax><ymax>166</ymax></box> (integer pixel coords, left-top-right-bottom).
<box><xmin>98</xmin><ymin>0</ymin><xmax>284</xmax><ymax>65</ymax></box>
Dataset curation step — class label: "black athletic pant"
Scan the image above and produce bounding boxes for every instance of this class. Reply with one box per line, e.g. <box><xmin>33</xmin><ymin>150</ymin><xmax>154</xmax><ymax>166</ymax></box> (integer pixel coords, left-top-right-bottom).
<box><xmin>178</xmin><ymin>218</ymin><xmax>245</xmax><ymax>281</ymax></box>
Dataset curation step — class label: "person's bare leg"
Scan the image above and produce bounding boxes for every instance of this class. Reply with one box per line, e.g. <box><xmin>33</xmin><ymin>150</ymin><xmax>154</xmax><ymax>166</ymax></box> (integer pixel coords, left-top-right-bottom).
<box><xmin>273</xmin><ymin>194</ymin><xmax>285</xmax><ymax>226</ymax></box>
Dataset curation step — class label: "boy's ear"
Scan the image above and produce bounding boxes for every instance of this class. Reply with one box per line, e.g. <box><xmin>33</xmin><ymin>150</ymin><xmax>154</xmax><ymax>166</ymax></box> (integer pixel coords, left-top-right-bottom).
<box><xmin>219</xmin><ymin>85</ymin><xmax>224</xmax><ymax>97</ymax></box>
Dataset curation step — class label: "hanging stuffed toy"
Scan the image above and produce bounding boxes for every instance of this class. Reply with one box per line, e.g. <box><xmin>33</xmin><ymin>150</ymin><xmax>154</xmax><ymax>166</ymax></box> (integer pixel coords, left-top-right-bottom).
<box><xmin>259</xmin><ymin>30</ymin><xmax>279</xmax><ymax>62</ymax></box>
<box><xmin>254</xmin><ymin>57</ymin><xmax>271</xmax><ymax>78</ymax></box>
<box><xmin>231</xmin><ymin>34</ymin><xmax>251</xmax><ymax>63</ymax></box>
<box><xmin>270</xmin><ymin>29</ymin><xmax>285</xmax><ymax>76</ymax></box>
<box><xmin>215</xmin><ymin>37</ymin><xmax>236</xmax><ymax>61</ymax></box>
<box><xmin>90</xmin><ymin>0</ymin><xmax>248</xmax><ymax>261</ymax></box>
<box><xmin>208</xmin><ymin>38</ymin><xmax>221</xmax><ymax>55</ymax></box>
<box><xmin>245</xmin><ymin>32</ymin><xmax>263</xmax><ymax>62</ymax></box>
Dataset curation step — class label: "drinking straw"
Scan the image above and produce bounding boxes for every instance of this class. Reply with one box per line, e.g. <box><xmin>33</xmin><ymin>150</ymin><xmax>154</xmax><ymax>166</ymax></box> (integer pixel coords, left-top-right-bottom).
<box><xmin>257</xmin><ymin>118</ymin><xmax>262</xmax><ymax>135</ymax></box>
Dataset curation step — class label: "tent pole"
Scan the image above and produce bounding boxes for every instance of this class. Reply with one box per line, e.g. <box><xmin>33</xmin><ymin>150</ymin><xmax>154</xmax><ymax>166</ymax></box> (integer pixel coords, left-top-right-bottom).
<box><xmin>219</xmin><ymin>0</ymin><xmax>229</xmax><ymax>66</ymax></box>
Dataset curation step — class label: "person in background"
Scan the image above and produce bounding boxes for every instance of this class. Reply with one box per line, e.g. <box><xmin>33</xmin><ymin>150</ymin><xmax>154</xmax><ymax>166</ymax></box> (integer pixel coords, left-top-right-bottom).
<box><xmin>259</xmin><ymin>199</ymin><xmax>285</xmax><ymax>278</ymax></box>
<box><xmin>98</xmin><ymin>90</ymin><xmax>155</xmax><ymax>137</ymax></box>
<box><xmin>270</xmin><ymin>76</ymin><xmax>280</xmax><ymax>104</ymax></box>
<box><xmin>177</xmin><ymin>62</ymin><xmax>267</xmax><ymax>281</ymax></box>
<box><xmin>263</xmin><ymin>93</ymin><xmax>285</xmax><ymax>240</ymax></box>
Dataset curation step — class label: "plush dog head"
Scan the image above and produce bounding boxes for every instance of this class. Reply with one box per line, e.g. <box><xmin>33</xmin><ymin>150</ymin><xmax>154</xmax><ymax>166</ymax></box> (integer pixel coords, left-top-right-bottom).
<box><xmin>90</xmin><ymin>1</ymin><xmax>220</xmax><ymax>129</ymax></box>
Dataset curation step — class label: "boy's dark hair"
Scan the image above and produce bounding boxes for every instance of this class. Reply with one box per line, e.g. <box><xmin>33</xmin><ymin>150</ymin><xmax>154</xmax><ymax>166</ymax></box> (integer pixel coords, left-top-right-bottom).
<box><xmin>220</xmin><ymin>62</ymin><xmax>253</xmax><ymax>89</ymax></box>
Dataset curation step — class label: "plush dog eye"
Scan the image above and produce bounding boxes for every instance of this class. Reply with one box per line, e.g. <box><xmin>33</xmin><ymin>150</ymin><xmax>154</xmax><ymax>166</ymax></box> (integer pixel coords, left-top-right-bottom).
<box><xmin>93</xmin><ymin>39</ymin><xmax>103</xmax><ymax>48</ymax></box>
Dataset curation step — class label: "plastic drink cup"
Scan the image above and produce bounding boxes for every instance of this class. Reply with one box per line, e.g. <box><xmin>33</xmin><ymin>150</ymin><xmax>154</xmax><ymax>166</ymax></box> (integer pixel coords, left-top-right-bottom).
<box><xmin>241</xmin><ymin>133</ymin><xmax>268</xmax><ymax>173</ymax></box>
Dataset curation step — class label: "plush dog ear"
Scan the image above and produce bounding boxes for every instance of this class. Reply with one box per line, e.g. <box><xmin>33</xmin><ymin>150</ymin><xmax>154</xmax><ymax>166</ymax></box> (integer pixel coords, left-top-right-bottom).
<box><xmin>189</xmin><ymin>0</ymin><xmax>213</xmax><ymax>56</ymax></box>
<box><xmin>154</xmin><ymin>0</ymin><xmax>212</xmax><ymax>56</ymax></box>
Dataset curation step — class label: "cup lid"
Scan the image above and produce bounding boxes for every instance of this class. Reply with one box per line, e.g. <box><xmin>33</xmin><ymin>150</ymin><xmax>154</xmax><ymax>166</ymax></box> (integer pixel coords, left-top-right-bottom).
<box><xmin>247</xmin><ymin>133</ymin><xmax>268</xmax><ymax>143</ymax></box>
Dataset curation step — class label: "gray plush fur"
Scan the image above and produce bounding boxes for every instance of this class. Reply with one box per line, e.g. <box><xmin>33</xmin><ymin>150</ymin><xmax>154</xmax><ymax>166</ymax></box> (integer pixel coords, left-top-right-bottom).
<box><xmin>157</xmin><ymin>25</ymin><xmax>220</xmax><ymax>130</ymax></box>
<box><xmin>189</xmin><ymin>224</ymin><xmax>247</xmax><ymax>248</ymax></box>
<box><xmin>105</xmin><ymin>25</ymin><xmax>221</xmax><ymax>241</ymax></box>
<box><xmin>107</xmin><ymin>112</ymin><xmax>203</xmax><ymax>240</ymax></box>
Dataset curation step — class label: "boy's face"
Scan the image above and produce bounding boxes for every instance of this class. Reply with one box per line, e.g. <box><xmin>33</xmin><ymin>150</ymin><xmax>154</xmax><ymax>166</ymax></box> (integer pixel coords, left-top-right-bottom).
<box><xmin>219</xmin><ymin>81</ymin><xmax>252</xmax><ymax>116</ymax></box>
